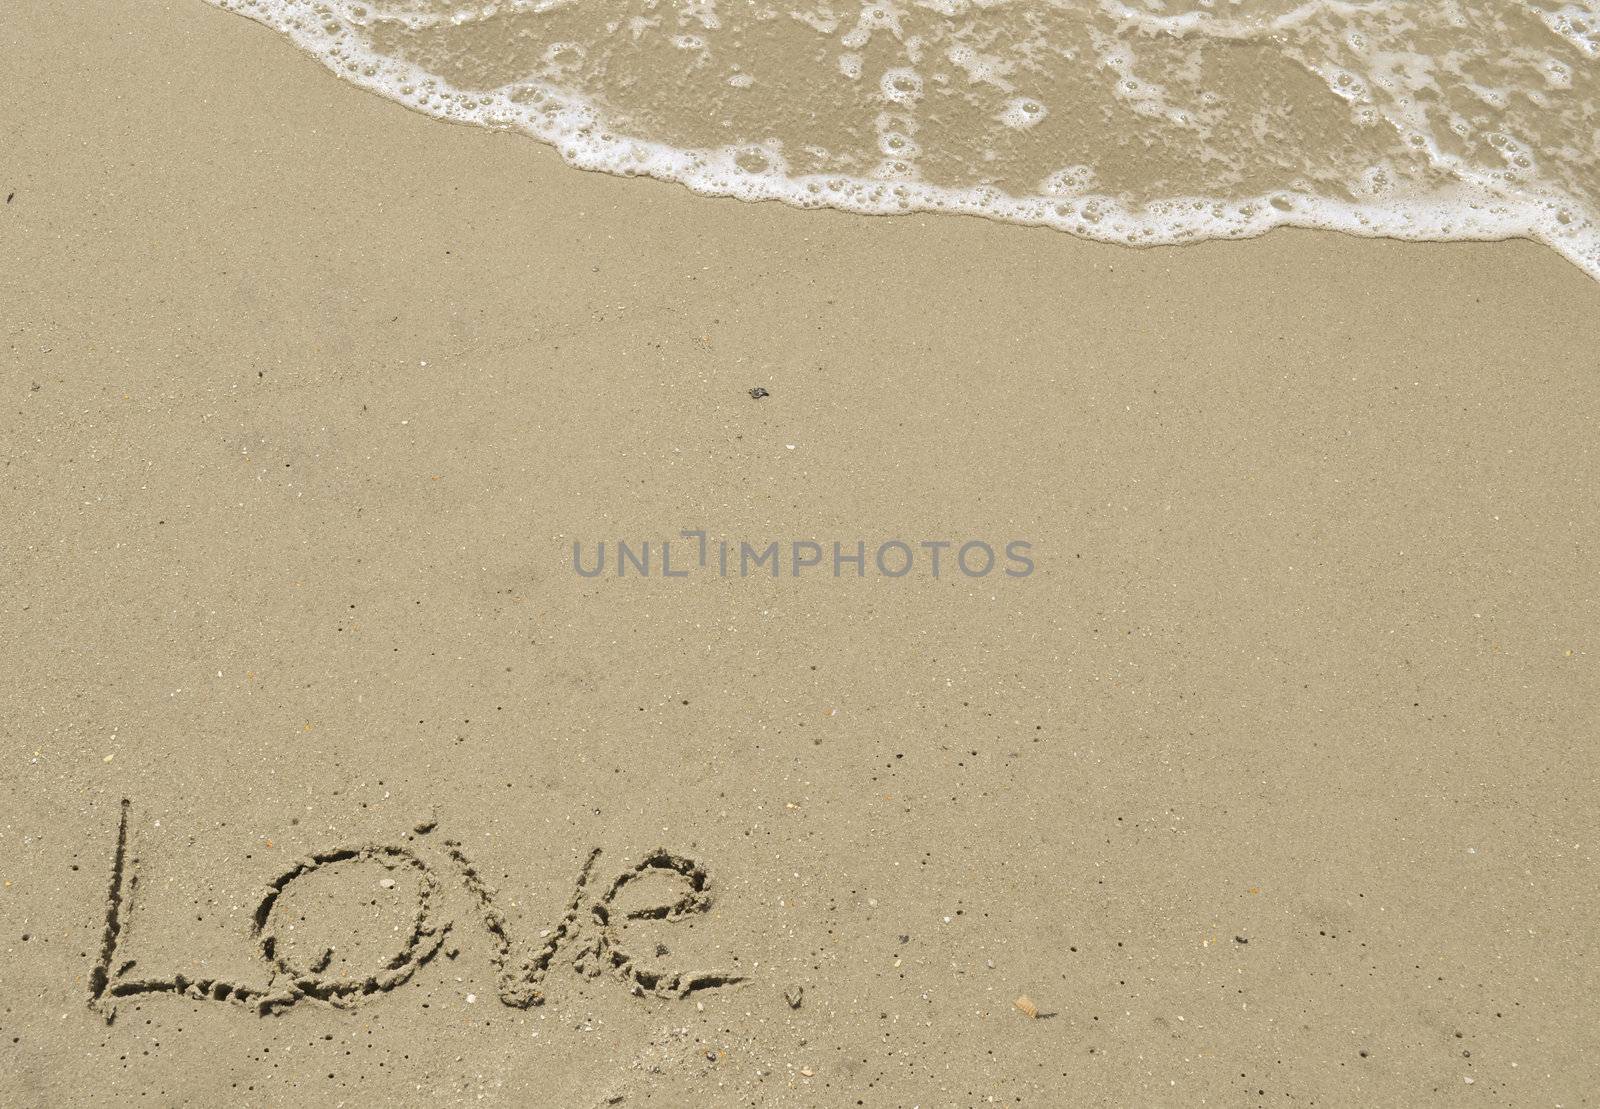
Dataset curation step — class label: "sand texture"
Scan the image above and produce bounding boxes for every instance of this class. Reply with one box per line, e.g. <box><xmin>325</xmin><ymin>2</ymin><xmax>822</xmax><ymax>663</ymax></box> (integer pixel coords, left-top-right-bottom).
<box><xmin>3</xmin><ymin>2</ymin><xmax>1599</xmax><ymax>1105</ymax></box>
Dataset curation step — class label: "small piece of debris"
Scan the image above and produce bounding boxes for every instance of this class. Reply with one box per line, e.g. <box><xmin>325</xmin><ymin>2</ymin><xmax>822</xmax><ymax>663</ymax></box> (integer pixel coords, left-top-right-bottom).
<box><xmin>799</xmin><ymin>1067</ymin><xmax>815</xmax><ymax>1078</ymax></box>
<box><xmin>784</xmin><ymin>987</ymin><xmax>804</xmax><ymax>1010</ymax></box>
<box><xmin>414</xmin><ymin>819</ymin><xmax>437</xmax><ymax>834</ymax></box>
<box><xmin>748</xmin><ymin>387</ymin><xmax>770</xmax><ymax>399</ymax></box>
<box><xmin>379</xmin><ymin>878</ymin><xmax>396</xmax><ymax>889</ymax></box>
<box><xmin>1234</xmin><ymin>936</ymin><xmax>1249</xmax><ymax>944</ymax></box>
<box><xmin>1013</xmin><ymin>995</ymin><xmax>1039</xmax><ymax>1019</ymax></box>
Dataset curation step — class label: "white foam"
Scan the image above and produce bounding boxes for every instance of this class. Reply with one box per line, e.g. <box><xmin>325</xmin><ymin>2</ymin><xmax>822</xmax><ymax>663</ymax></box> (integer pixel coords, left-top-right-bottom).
<box><xmin>207</xmin><ymin>0</ymin><xmax>1600</xmax><ymax>281</ymax></box>
<box><xmin>997</xmin><ymin>98</ymin><xmax>1047</xmax><ymax>130</ymax></box>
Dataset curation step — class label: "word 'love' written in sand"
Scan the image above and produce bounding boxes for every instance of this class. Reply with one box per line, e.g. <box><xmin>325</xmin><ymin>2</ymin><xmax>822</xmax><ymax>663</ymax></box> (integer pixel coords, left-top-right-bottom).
<box><xmin>89</xmin><ymin>801</ymin><xmax>745</xmax><ymax>1022</ymax></box>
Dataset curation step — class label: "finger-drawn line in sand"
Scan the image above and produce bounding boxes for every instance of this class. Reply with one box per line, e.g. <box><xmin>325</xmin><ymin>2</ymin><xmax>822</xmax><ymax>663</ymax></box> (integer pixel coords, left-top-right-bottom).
<box><xmin>252</xmin><ymin>844</ymin><xmax>448</xmax><ymax>1014</ymax></box>
<box><xmin>575</xmin><ymin>849</ymin><xmax>746</xmax><ymax>999</ymax></box>
<box><xmin>441</xmin><ymin>838</ymin><xmax>600</xmax><ymax>1008</ymax></box>
<box><xmin>86</xmin><ymin>799</ymin><xmax>134</xmax><ymax>1005</ymax></box>
<box><xmin>89</xmin><ymin>801</ymin><xmax>745</xmax><ymax>1022</ymax></box>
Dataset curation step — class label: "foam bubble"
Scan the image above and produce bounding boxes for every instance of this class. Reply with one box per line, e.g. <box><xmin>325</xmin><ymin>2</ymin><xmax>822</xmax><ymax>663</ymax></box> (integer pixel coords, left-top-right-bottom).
<box><xmin>880</xmin><ymin>68</ymin><xmax>923</xmax><ymax>105</ymax></box>
<box><xmin>998</xmin><ymin>98</ymin><xmax>1047</xmax><ymax>130</ymax></box>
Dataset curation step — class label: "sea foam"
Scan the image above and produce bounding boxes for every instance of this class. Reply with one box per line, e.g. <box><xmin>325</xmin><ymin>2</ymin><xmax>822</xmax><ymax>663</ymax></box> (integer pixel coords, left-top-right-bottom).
<box><xmin>208</xmin><ymin>0</ymin><xmax>1600</xmax><ymax>279</ymax></box>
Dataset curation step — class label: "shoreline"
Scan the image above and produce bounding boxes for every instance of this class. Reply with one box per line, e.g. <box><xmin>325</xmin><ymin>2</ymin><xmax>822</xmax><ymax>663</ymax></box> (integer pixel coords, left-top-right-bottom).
<box><xmin>203</xmin><ymin>0</ymin><xmax>1600</xmax><ymax>283</ymax></box>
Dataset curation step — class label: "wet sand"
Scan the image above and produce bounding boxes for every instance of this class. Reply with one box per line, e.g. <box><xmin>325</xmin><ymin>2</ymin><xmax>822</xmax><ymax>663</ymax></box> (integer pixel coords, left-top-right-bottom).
<box><xmin>2</xmin><ymin>1</ymin><xmax>1599</xmax><ymax>1105</ymax></box>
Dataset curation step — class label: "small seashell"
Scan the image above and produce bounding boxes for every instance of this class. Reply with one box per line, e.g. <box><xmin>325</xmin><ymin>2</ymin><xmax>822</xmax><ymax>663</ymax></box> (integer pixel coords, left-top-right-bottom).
<box><xmin>1013</xmin><ymin>995</ymin><xmax>1039</xmax><ymax>1019</ymax></box>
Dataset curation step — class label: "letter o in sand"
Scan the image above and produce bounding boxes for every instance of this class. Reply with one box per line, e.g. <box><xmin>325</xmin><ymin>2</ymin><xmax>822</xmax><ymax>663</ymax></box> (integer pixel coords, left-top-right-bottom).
<box><xmin>253</xmin><ymin>844</ymin><xmax>445</xmax><ymax>1009</ymax></box>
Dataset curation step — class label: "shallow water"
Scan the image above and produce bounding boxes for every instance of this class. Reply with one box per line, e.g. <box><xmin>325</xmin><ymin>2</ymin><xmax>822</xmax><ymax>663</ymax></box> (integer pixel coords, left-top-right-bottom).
<box><xmin>210</xmin><ymin>0</ymin><xmax>1600</xmax><ymax>278</ymax></box>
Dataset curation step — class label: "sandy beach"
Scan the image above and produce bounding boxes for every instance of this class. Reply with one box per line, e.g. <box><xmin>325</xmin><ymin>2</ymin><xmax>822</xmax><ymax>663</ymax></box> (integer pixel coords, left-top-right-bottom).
<box><xmin>3</xmin><ymin>1</ymin><xmax>1599</xmax><ymax>1104</ymax></box>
